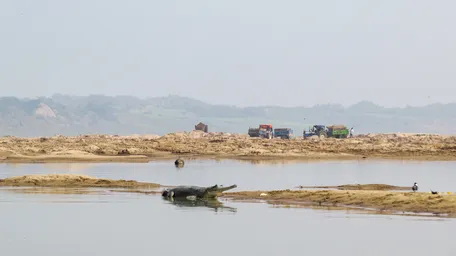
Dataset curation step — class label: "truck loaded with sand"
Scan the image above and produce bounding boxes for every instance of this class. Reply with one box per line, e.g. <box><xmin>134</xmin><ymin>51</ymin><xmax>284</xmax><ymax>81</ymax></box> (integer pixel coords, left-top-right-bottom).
<box><xmin>0</xmin><ymin>131</ymin><xmax>455</xmax><ymax>162</ymax></box>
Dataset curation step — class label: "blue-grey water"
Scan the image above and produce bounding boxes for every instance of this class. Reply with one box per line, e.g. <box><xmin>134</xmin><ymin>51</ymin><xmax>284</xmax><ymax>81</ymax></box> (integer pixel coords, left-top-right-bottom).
<box><xmin>1</xmin><ymin>159</ymin><xmax>456</xmax><ymax>255</ymax></box>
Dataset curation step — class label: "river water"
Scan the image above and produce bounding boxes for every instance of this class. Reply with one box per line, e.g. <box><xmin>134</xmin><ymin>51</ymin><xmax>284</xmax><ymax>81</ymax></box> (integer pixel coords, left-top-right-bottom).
<box><xmin>1</xmin><ymin>159</ymin><xmax>456</xmax><ymax>255</ymax></box>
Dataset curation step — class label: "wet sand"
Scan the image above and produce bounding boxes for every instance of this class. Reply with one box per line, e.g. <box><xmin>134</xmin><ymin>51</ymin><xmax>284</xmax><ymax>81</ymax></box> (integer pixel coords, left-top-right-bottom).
<box><xmin>1</xmin><ymin>131</ymin><xmax>456</xmax><ymax>163</ymax></box>
<box><xmin>297</xmin><ymin>184</ymin><xmax>412</xmax><ymax>191</ymax></box>
<box><xmin>0</xmin><ymin>174</ymin><xmax>160</xmax><ymax>189</ymax></box>
<box><xmin>222</xmin><ymin>189</ymin><xmax>456</xmax><ymax>216</ymax></box>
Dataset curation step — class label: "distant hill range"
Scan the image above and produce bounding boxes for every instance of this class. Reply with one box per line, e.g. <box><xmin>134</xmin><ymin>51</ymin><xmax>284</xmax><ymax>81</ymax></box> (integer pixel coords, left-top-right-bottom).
<box><xmin>0</xmin><ymin>94</ymin><xmax>455</xmax><ymax>137</ymax></box>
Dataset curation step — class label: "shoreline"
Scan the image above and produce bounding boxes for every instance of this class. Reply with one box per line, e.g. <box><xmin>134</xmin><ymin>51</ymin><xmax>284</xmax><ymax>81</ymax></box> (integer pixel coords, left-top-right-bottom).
<box><xmin>1</xmin><ymin>153</ymin><xmax>456</xmax><ymax>164</ymax></box>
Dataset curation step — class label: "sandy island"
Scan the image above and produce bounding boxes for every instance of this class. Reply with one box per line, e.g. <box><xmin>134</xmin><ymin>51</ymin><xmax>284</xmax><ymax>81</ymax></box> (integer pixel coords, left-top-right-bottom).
<box><xmin>0</xmin><ymin>131</ymin><xmax>456</xmax><ymax>162</ymax></box>
<box><xmin>0</xmin><ymin>174</ymin><xmax>160</xmax><ymax>189</ymax></box>
<box><xmin>2</xmin><ymin>174</ymin><xmax>456</xmax><ymax>217</ymax></box>
<box><xmin>222</xmin><ymin>189</ymin><xmax>456</xmax><ymax>217</ymax></box>
<box><xmin>296</xmin><ymin>184</ymin><xmax>411</xmax><ymax>191</ymax></box>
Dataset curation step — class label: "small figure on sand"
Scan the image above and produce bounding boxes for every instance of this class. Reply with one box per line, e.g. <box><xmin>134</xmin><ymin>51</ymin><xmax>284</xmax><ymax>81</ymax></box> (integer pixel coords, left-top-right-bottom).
<box><xmin>349</xmin><ymin>127</ymin><xmax>354</xmax><ymax>138</ymax></box>
<box><xmin>412</xmin><ymin>182</ymin><xmax>418</xmax><ymax>192</ymax></box>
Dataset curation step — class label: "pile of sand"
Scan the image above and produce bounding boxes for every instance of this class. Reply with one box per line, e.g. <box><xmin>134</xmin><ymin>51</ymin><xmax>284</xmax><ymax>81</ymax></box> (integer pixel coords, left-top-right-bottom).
<box><xmin>161</xmin><ymin>130</ymin><xmax>248</xmax><ymax>140</ymax></box>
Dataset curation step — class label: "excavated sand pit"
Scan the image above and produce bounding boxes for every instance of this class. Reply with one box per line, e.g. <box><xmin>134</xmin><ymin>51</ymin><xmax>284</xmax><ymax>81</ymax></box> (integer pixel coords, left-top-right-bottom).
<box><xmin>0</xmin><ymin>174</ymin><xmax>160</xmax><ymax>189</ymax></box>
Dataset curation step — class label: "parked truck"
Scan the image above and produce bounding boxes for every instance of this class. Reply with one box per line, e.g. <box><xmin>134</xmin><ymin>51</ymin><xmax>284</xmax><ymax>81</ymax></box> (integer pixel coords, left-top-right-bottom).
<box><xmin>194</xmin><ymin>122</ymin><xmax>208</xmax><ymax>133</ymax></box>
<box><xmin>303</xmin><ymin>125</ymin><xmax>328</xmax><ymax>139</ymax></box>
<box><xmin>326</xmin><ymin>125</ymin><xmax>349</xmax><ymax>138</ymax></box>
<box><xmin>274</xmin><ymin>128</ymin><xmax>294</xmax><ymax>139</ymax></box>
<box><xmin>303</xmin><ymin>124</ymin><xmax>349</xmax><ymax>139</ymax></box>
<box><xmin>248</xmin><ymin>127</ymin><xmax>260</xmax><ymax>137</ymax></box>
<box><xmin>258</xmin><ymin>124</ymin><xmax>273</xmax><ymax>139</ymax></box>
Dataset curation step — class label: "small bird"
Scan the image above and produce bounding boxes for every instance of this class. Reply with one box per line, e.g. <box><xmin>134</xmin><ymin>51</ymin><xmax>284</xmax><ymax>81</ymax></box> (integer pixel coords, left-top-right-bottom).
<box><xmin>430</xmin><ymin>189</ymin><xmax>438</xmax><ymax>195</ymax></box>
<box><xmin>412</xmin><ymin>182</ymin><xmax>418</xmax><ymax>192</ymax></box>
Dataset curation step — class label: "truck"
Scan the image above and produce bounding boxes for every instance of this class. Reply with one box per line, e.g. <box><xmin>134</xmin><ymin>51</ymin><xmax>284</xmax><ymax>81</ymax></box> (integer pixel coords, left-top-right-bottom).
<box><xmin>248</xmin><ymin>127</ymin><xmax>260</xmax><ymax>137</ymax></box>
<box><xmin>303</xmin><ymin>125</ymin><xmax>328</xmax><ymax>139</ymax></box>
<box><xmin>258</xmin><ymin>124</ymin><xmax>273</xmax><ymax>139</ymax></box>
<box><xmin>194</xmin><ymin>122</ymin><xmax>208</xmax><ymax>133</ymax></box>
<box><xmin>274</xmin><ymin>128</ymin><xmax>294</xmax><ymax>139</ymax></box>
<box><xmin>326</xmin><ymin>125</ymin><xmax>349</xmax><ymax>138</ymax></box>
<box><xmin>303</xmin><ymin>124</ymin><xmax>349</xmax><ymax>139</ymax></box>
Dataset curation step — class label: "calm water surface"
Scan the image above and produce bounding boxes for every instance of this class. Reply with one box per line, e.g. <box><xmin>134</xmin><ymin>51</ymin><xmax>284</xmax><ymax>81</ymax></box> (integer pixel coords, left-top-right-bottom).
<box><xmin>1</xmin><ymin>159</ymin><xmax>456</xmax><ymax>191</ymax></box>
<box><xmin>1</xmin><ymin>159</ymin><xmax>456</xmax><ymax>255</ymax></box>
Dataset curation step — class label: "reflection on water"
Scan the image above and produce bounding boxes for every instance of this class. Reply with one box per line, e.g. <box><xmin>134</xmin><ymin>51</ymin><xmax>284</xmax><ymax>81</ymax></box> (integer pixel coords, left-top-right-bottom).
<box><xmin>236</xmin><ymin>159</ymin><xmax>301</xmax><ymax>165</ymax></box>
<box><xmin>43</xmin><ymin>163</ymin><xmax>96</xmax><ymax>171</ymax></box>
<box><xmin>162</xmin><ymin>196</ymin><xmax>237</xmax><ymax>213</ymax></box>
<box><xmin>3</xmin><ymin>162</ymin><xmax>96</xmax><ymax>171</ymax></box>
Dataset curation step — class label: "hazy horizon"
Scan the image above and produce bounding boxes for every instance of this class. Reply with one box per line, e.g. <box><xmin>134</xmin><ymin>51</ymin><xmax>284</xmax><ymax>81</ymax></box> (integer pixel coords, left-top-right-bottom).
<box><xmin>1</xmin><ymin>93</ymin><xmax>455</xmax><ymax>109</ymax></box>
<box><xmin>1</xmin><ymin>93</ymin><xmax>455</xmax><ymax>137</ymax></box>
<box><xmin>2</xmin><ymin>0</ymin><xmax>455</xmax><ymax>108</ymax></box>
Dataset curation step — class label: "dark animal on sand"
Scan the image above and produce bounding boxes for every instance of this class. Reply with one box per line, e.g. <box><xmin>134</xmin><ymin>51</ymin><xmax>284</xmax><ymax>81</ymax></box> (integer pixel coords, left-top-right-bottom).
<box><xmin>430</xmin><ymin>189</ymin><xmax>438</xmax><ymax>195</ymax></box>
<box><xmin>174</xmin><ymin>158</ymin><xmax>184</xmax><ymax>168</ymax></box>
<box><xmin>162</xmin><ymin>184</ymin><xmax>237</xmax><ymax>199</ymax></box>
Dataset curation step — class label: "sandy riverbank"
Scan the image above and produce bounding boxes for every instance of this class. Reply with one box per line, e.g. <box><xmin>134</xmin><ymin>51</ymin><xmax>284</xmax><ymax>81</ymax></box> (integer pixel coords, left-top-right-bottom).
<box><xmin>0</xmin><ymin>131</ymin><xmax>456</xmax><ymax>163</ymax></box>
<box><xmin>222</xmin><ymin>189</ymin><xmax>456</xmax><ymax>216</ymax></box>
<box><xmin>296</xmin><ymin>184</ymin><xmax>412</xmax><ymax>191</ymax></box>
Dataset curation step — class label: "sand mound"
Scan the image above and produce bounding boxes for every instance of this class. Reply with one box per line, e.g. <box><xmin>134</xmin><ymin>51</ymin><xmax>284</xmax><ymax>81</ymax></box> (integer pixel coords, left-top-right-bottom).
<box><xmin>0</xmin><ymin>174</ymin><xmax>160</xmax><ymax>188</ymax></box>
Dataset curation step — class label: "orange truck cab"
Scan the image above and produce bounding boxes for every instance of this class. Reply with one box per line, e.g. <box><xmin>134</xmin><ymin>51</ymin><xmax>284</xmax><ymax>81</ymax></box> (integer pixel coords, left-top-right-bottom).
<box><xmin>258</xmin><ymin>124</ymin><xmax>274</xmax><ymax>139</ymax></box>
<box><xmin>259</xmin><ymin>124</ymin><xmax>273</xmax><ymax>130</ymax></box>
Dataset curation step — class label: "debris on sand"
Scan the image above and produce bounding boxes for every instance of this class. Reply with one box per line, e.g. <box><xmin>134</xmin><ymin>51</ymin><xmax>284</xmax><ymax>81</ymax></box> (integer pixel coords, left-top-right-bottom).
<box><xmin>0</xmin><ymin>174</ymin><xmax>160</xmax><ymax>189</ymax></box>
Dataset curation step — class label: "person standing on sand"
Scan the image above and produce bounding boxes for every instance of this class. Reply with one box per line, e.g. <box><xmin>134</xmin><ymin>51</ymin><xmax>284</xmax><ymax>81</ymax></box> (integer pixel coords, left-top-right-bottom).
<box><xmin>349</xmin><ymin>127</ymin><xmax>354</xmax><ymax>138</ymax></box>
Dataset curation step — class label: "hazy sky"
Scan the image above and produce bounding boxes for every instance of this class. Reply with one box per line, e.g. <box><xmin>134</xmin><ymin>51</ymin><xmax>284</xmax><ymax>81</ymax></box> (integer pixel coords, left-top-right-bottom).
<box><xmin>1</xmin><ymin>0</ymin><xmax>455</xmax><ymax>107</ymax></box>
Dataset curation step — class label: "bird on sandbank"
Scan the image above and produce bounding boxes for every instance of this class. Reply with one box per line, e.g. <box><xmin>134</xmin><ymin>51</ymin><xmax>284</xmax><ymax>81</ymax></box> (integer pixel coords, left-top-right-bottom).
<box><xmin>412</xmin><ymin>182</ymin><xmax>418</xmax><ymax>192</ymax></box>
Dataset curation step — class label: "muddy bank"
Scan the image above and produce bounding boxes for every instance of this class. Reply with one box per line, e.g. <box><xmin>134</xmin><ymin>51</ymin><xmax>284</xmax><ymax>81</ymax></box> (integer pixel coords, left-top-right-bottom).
<box><xmin>297</xmin><ymin>184</ymin><xmax>412</xmax><ymax>191</ymax></box>
<box><xmin>222</xmin><ymin>189</ymin><xmax>456</xmax><ymax>216</ymax></box>
<box><xmin>0</xmin><ymin>174</ymin><xmax>161</xmax><ymax>189</ymax></box>
<box><xmin>0</xmin><ymin>131</ymin><xmax>456</xmax><ymax>162</ymax></box>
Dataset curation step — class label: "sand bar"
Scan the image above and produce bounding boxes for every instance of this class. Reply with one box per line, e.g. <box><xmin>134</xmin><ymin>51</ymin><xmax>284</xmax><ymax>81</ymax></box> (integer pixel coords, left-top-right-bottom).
<box><xmin>0</xmin><ymin>131</ymin><xmax>456</xmax><ymax>162</ymax></box>
<box><xmin>0</xmin><ymin>174</ymin><xmax>160</xmax><ymax>188</ymax></box>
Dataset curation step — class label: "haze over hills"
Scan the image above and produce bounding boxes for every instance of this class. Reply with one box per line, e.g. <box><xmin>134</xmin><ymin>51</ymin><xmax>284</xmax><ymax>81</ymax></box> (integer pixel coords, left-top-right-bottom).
<box><xmin>0</xmin><ymin>94</ymin><xmax>455</xmax><ymax>137</ymax></box>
